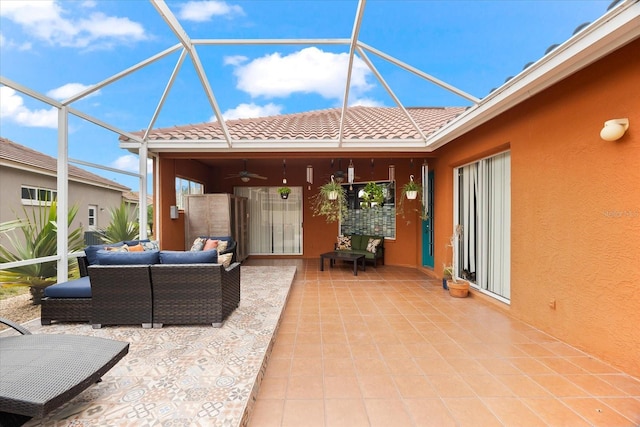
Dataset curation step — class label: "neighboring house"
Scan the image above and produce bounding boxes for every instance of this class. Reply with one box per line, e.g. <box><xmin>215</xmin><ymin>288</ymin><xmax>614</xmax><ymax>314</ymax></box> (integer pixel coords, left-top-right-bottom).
<box><xmin>0</xmin><ymin>137</ymin><xmax>131</xmax><ymax>246</ymax></box>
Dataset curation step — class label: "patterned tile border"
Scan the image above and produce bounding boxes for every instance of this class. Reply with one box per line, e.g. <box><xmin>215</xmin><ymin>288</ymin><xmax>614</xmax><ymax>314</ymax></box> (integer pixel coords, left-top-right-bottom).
<box><xmin>6</xmin><ymin>266</ymin><xmax>296</xmax><ymax>427</ymax></box>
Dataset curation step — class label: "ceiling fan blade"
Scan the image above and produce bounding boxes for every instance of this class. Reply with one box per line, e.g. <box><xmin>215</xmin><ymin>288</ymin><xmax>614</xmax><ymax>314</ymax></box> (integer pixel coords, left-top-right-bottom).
<box><xmin>248</xmin><ymin>173</ymin><xmax>267</xmax><ymax>180</ymax></box>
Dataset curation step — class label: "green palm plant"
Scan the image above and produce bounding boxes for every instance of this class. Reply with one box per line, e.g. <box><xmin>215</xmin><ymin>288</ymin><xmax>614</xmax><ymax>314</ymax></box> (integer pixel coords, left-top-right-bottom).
<box><xmin>0</xmin><ymin>200</ymin><xmax>85</xmax><ymax>303</ymax></box>
<box><xmin>101</xmin><ymin>202</ymin><xmax>139</xmax><ymax>244</ymax></box>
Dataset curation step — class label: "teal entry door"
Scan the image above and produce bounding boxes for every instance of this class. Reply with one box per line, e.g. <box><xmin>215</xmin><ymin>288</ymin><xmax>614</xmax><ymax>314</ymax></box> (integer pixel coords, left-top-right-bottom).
<box><xmin>422</xmin><ymin>171</ymin><xmax>434</xmax><ymax>268</ymax></box>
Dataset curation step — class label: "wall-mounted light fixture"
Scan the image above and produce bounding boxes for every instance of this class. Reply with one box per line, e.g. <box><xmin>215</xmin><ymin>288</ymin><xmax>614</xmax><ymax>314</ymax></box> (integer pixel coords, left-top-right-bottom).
<box><xmin>600</xmin><ymin>118</ymin><xmax>629</xmax><ymax>141</ymax></box>
<box><xmin>306</xmin><ymin>165</ymin><xmax>313</xmax><ymax>190</ymax></box>
<box><xmin>170</xmin><ymin>205</ymin><xmax>179</xmax><ymax>219</ymax></box>
<box><xmin>388</xmin><ymin>164</ymin><xmax>395</xmax><ymax>182</ymax></box>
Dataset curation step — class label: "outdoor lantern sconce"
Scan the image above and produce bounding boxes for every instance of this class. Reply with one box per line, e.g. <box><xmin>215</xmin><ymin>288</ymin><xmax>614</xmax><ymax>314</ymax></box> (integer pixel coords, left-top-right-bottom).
<box><xmin>306</xmin><ymin>165</ymin><xmax>313</xmax><ymax>190</ymax></box>
<box><xmin>389</xmin><ymin>164</ymin><xmax>395</xmax><ymax>182</ymax></box>
<box><xmin>170</xmin><ymin>205</ymin><xmax>179</xmax><ymax>219</ymax></box>
<box><xmin>600</xmin><ymin>118</ymin><xmax>629</xmax><ymax>141</ymax></box>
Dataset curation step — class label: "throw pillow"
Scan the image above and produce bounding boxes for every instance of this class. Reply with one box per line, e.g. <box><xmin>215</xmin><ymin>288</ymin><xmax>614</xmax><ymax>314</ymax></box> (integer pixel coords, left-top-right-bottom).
<box><xmin>366</xmin><ymin>238</ymin><xmax>381</xmax><ymax>253</ymax></box>
<box><xmin>142</xmin><ymin>240</ymin><xmax>160</xmax><ymax>251</ymax></box>
<box><xmin>106</xmin><ymin>244</ymin><xmax>129</xmax><ymax>252</ymax></box>
<box><xmin>218</xmin><ymin>252</ymin><xmax>232</xmax><ymax>268</ymax></box>
<box><xmin>203</xmin><ymin>239</ymin><xmax>219</xmax><ymax>251</ymax></box>
<box><xmin>336</xmin><ymin>235</ymin><xmax>352</xmax><ymax>250</ymax></box>
<box><xmin>217</xmin><ymin>240</ymin><xmax>229</xmax><ymax>253</ymax></box>
<box><xmin>190</xmin><ymin>237</ymin><xmax>207</xmax><ymax>251</ymax></box>
<box><xmin>128</xmin><ymin>243</ymin><xmax>144</xmax><ymax>252</ymax></box>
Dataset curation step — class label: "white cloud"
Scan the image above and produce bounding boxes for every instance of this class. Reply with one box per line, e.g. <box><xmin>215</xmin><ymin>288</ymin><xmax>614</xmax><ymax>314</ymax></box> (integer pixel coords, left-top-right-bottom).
<box><xmin>0</xmin><ymin>31</ymin><xmax>32</xmax><ymax>50</ymax></box>
<box><xmin>0</xmin><ymin>0</ymin><xmax>147</xmax><ymax>48</ymax></box>
<box><xmin>223</xmin><ymin>55</ymin><xmax>248</xmax><ymax>66</ymax></box>
<box><xmin>178</xmin><ymin>1</ymin><xmax>244</xmax><ymax>22</ymax></box>
<box><xmin>349</xmin><ymin>97</ymin><xmax>384</xmax><ymax>107</ymax></box>
<box><xmin>211</xmin><ymin>102</ymin><xmax>283</xmax><ymax>121</ymax></box>
<box><xmin>231</xmin><ymin>47</ymin><xmax>373</xmax><ymax>100</ymax></box>
<box><xmin>46</xmin><ymin>83</ymin><xmax>100</xmax><ymax>101</ymax></box>
<box><xmin>112</xmin><ymin>155</ymin><xmax>153</xmax><ymax>175</ymax></box>
<box><xmin>0</xmin><ymin>87</ymin><xmax>58</xmax><ymax>128</ymax></box>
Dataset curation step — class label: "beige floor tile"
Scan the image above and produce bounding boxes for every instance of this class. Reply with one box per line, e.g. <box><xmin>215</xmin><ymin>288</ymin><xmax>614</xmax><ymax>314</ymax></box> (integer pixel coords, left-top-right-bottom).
<box><xmin>364</xmin><ymin>398</ymin><xmax>414</xmax><ymax>427</ymax></box>
<box><xmin>562</xmin><ymin>396</ymin><xmax>637</xmax><ymax>426</ymax></box>
<box><xmin>357</xmin><ymin>374</ymin><xmax>401</xmax><ymax>398</ymax></box>
<box><xmin>522</xmin><ymin>397</ymin><xmax>591</xmax><ymax>427</ymax></box>
<box><xmin>324</xmin><ymin>375</ymin><xmax>362</xmax><ymax>399</ymax></box>
<box><xmin>324</xmin><ymin>399</ymin><xmax>370</xmax><ymax>427</ymax></box>
<box><xmin>285</xmin><ymin>376</ymin><xmax>324</xmax><ymax>399</ymax></box>
<box><xmin>404</xmin><ymin>398</ymin><xmax>457</xmax><ymax>426</ymax></box>
<box><xmin>482</xmin><ymin>397</ymin><xmax>548</xmax><ymax>426</ymax></box>
<box><xmin>281</xmin><ymin>399</ymin><xmax>324</xmax><ymax>427</ymax></box>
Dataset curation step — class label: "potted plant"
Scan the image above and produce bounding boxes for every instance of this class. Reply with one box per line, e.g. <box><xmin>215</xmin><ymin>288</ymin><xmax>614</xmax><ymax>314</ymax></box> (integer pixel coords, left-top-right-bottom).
<box><xmin>397</xmin><ymin>175</ymin><xmax>427</xmax><ymax>221</ymax></box>
<box><xmin>310</xmin><ymin>175</ymin><xmax>347</xmax><ymax>223</ymax></box>
<box><xmin>446</xmin><ymin>224</ymin><xmax>469</xmax><ymax>297</ymax></box>
<box><xmin>278</xmin><ymin>186</ymin><xmax>291</xmax><ymax>199</ymax></box>
<box><xmin>361</xmin><ymin>181</ymin><xmax>385</xmax><ymax>209</ymax></box>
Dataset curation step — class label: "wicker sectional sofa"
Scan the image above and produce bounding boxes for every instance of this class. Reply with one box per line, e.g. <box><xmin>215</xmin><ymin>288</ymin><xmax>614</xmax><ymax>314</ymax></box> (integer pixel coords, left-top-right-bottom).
<box><xmin>41</xmin><ymin>239</ymin><xmax>240</xmax><ymax>328</ymax></box>
<box><xmin>334</xmin><ymin>234</ymin><xmax>385</xmax><ymax>267</ymax></box>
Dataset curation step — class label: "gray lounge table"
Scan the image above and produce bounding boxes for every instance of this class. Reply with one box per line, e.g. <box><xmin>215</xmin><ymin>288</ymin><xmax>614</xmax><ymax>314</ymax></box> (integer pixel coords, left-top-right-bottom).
<box><xmin>0</xmin><ymin>318</ymin><xmax>129</xmax><ymax>424</ymax></box>
<box><xmin>320</xmin><ymin>251</ymin><xmax>366</xmax><ymax>276</ymax></box>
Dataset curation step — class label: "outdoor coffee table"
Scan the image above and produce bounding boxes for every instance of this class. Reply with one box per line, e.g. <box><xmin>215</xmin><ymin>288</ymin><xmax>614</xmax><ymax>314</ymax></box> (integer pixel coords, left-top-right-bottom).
<box><xmin>320</xmin><ymin>251</ymin><xmax>366</xmax><ymax>276</ymax></box>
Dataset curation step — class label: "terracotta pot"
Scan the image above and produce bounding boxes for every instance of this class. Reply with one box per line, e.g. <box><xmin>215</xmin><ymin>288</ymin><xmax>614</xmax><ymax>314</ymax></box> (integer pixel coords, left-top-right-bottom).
<box><xmin>447</xmin><ymin>280</ymin><xmax>469</xmax><ymax>298</ymax></box>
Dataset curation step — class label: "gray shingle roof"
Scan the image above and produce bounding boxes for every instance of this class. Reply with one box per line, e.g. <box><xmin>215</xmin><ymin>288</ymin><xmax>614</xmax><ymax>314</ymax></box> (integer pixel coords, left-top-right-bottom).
<box><xmin>0</xmin><ymin>137</ymin><xmax>130</xmax><ymax>191</ymax></box>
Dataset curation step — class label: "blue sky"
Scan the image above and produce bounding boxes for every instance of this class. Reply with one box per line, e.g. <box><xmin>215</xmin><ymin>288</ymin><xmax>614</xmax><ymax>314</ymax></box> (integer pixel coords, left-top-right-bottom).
<box><xmin>0</xmin><ymin>0</ymin><xmax>612</xmax><ymax>191</ymax></box>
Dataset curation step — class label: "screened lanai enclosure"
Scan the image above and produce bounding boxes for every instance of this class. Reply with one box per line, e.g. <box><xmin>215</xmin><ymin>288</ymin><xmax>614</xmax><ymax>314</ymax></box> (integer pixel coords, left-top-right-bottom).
<box><xmin>1</xmin><ymin>0</ymin><xmax>635</xmax><ymax>300</ymax></box>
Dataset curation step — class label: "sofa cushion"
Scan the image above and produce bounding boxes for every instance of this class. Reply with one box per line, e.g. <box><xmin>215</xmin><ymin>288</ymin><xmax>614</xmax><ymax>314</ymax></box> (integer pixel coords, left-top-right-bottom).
<box><xmin>336</xmin><ymin>235</ymin><xmax>352</xmax><ymax>250</ymax></box>
<box><xmin>160</xmin><ymin>249</ymin><xmax>218</xmax><ymax>264</ymax></box>
<box><xmin>105</xmin><ymin>244</ymin><xmax>129</xmax><ymax>252</ymax></box>
<box><xmin>342</xmin><ymin>249</ymin><xmax>374</xmax><ymax>259</ymax></box>
<box><xmin>84</xmin><ymin>242</ymin><xmax>125</xmax><ymax>265</ymax></box>
<box><xmin>350</xmin><ymin>234</ymin><xmax>365</xmax><ymax>251</ymax></box>
<box><xmin>44</xmin><ymin>276</ymin><xmax>92</xmax><ymax>298</ymax></box>
<box><xmin>96</xmin><ymin>249</ymin><xmax>160</xmax><ymax>265</ymax></box>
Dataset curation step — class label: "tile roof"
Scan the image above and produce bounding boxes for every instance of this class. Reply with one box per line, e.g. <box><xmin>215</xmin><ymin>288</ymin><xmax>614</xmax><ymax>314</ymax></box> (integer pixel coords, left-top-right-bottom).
<box><xmin>128</xmin><ymin>106</ymin><xmax>467</xmax><ymax>143</ymax></box>
<box><xmin>0</xmin><ymin>137</ymin><xmax>130</xmax><ymax>191</ymax></box>
<box><xmin>123</xmin><ymin>191</ymin><xmax>153</xmax><ymax>205</ymax></box>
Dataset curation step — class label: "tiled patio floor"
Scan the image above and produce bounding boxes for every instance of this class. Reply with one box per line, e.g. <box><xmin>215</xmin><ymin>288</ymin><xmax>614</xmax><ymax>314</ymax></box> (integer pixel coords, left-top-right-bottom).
<box><xmin>248</xmin><ymin>259</ymin><xmax>640</xmax><ymax>427</ymax></box>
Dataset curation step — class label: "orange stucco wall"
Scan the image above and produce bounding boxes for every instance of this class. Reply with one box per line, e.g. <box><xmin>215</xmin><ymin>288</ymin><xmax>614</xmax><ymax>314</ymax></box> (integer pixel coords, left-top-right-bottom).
<box><xmin>433</xmin><ymin>39</ymin><xmax>640</xmax><ymax>377</ymax></box>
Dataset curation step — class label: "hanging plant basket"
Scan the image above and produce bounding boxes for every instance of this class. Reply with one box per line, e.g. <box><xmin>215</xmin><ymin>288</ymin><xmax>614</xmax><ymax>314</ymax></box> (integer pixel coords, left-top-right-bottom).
<box><xmin>277</xmin><ymin>186</ymin><xmax>291</xmax><ymax>200</ymax></box>
<box><xmin>310</xmin><ymin>175</ymin><xmax>347</xmax><ymax>223</ymax></box>
<box><xmin>405</xmin><ymin>190</ymin><xmax>418</xmax><ymax>200</ymax></box>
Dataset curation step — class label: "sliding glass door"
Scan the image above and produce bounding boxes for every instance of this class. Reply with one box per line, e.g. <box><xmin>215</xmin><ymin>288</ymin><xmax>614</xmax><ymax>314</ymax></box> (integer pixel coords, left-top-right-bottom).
<box><xmin>234</xmin><ymin>187</ymin><xmax>303</xmax><ymax>255</ymax></box>
<box><xmin>455</xmin><ymin>151</ymin><xmax>511</xmax><ymax>301</ymax></box>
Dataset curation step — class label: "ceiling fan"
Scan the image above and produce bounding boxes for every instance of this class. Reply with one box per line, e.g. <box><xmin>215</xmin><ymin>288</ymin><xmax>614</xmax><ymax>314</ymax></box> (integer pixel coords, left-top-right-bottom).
<box><xmin>225</xmin><ymin>160</ymin><xmax>267</xmax><ymax>182</ymax></box>
<box><xmin>329</xmin><ymin>159</ymin><xmax>360</xmax><ymax>183</ymax></box>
